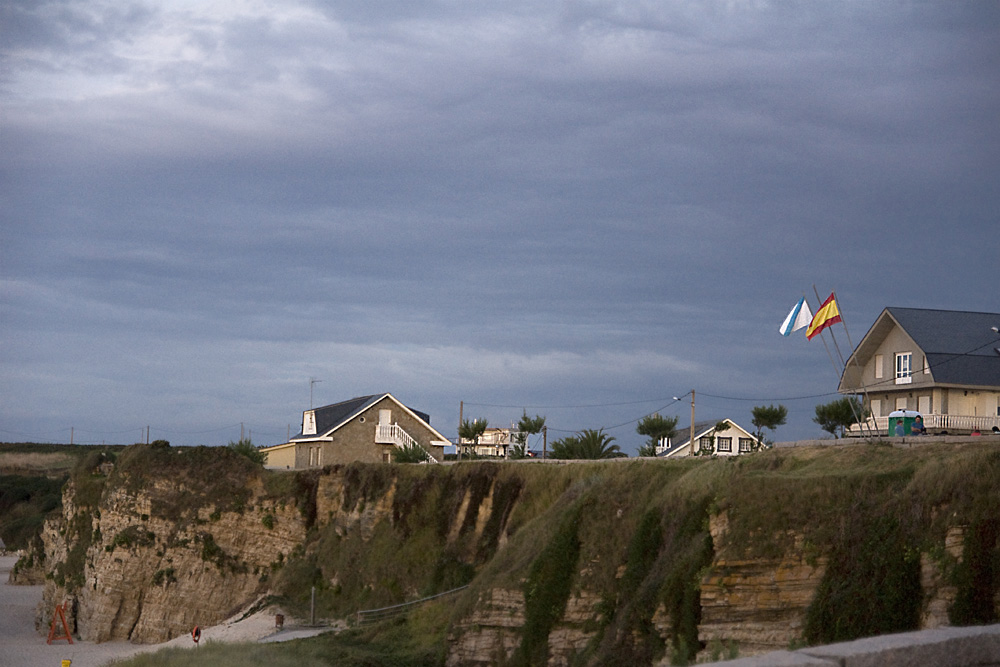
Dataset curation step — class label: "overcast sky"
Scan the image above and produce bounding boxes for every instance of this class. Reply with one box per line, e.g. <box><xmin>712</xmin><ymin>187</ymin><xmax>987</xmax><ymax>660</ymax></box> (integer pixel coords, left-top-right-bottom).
<box><xmin>2</xmin><ymin>1</ymin><xmax>998</xmax><ymax>454</ymax></box>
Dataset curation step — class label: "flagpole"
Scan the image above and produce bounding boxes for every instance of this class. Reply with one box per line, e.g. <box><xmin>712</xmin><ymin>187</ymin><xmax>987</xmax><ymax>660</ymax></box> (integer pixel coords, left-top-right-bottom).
<box><xmin>832</xmin><ymin>291</ymin><xmax>877</xmax><ymax>439</ymax></box>
<box><xmin>810</xmin><ymin>287</ymin><xmax>845</xmax><ymax>386</ymax></box>
<box><xmin>813</xmin><ymin>286</ymin><xmax>850</xmax><ymax>370</ymax></box>
<box><xmin>812</xmin><ymin>286</ymin><xmax>871</xmax><ymax>439</ymax></box>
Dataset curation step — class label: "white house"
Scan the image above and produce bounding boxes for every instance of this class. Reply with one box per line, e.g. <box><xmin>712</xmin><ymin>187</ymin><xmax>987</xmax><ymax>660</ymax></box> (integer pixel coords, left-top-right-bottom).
<box><xmin>658</xmin><ymin>419</ymin><xmax>759</xmax><ymax>458</ymax></box>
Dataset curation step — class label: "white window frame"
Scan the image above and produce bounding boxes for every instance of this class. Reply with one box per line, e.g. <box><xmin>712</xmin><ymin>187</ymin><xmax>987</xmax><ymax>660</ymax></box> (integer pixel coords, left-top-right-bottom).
<box><xmin>895</xmin><ymin>352</ymin><xmax>913</xmax><ymax>384</ymax></box>
<box><xmin>738</xmin><ymin>438</ymin><xmax>753</xmax><ymax>453</ymax></box>
<box><xmin>716</xmin><ymin>437</ymin><xmax>732</xmax><ymax>453</ymax></box>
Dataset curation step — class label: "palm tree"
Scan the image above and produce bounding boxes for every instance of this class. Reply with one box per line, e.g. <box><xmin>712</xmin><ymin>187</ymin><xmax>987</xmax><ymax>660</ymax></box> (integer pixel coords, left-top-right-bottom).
<box><xmin>550</xmin><ymin>428</ymin><xmax>623</xmax><ymax>460</ymax></box>
<box><xmin>458</xmin><ymin>418</ymin><xmax>487</xmax><ymax>458</ymax></box>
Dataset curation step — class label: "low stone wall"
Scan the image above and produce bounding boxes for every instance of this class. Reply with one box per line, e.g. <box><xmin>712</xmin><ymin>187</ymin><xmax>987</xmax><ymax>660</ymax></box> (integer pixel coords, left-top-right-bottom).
<box><xmin>698</xmin><ymin>623</ymin><xmax>1000</xmax><ymax>667</ymax></box>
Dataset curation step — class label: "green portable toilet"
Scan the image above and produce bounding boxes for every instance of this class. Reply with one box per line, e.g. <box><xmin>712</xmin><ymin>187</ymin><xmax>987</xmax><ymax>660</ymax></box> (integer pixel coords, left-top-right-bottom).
<box><xmin>888</xmin><ymin>410</ymin><xmax>922</xmax><ymax>436</ymax></box>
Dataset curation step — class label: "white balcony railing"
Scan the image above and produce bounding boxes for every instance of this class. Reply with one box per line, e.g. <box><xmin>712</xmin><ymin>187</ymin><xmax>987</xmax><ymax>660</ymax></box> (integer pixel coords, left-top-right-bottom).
<box><xmin>846</xmin><ymin>414</ymin><xmax>1000</xmax><ymax>436</ymax></box>
<box><xmin>376</xmin><ymin>423</ymin><xmax>438</xmax><ymax>462</ymax></box>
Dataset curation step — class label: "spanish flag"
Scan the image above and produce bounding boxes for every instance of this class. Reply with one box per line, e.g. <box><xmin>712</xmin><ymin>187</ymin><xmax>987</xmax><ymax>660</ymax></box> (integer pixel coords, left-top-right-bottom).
<box><xmin>806</xmin><ymin>293</ymin><xmax>841</xmax><ymax>340</ymax></box>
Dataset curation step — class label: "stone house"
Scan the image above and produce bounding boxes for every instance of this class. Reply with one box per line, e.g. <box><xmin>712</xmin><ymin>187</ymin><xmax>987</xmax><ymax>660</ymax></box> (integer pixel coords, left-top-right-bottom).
<box><xmin>261</xmin><ymin>393</ymin><xmax>451</xmax><ymax>468</ymax></box>
<box><xmin>657</xmin><ymin>419</ymin><xmax>759</xmax><ymax>458</ymax></box>
<box><xmin>838</xmin><ymin>307</ymin><xmax>1000</xmax><ymax>435</ymax></box>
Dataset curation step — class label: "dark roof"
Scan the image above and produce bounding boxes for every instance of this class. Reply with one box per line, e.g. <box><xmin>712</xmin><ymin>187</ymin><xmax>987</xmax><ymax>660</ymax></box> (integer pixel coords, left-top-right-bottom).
<box><xmin>887</xmin><ymin>308</ymin><xmax>1000</xmax><ymax>387</ymax></box>
<box><xmin>290</xmin><ymin>393</ymin><xmax>432</xmax><ymax>441</ymax></box>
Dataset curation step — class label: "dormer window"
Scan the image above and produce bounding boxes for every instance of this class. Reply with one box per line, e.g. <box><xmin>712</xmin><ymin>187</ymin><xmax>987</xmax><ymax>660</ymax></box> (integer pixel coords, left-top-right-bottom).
<box><xmin>303</xmin><ymin>410</ymin><xmax>317</xmax><ymax>435</ymax></box>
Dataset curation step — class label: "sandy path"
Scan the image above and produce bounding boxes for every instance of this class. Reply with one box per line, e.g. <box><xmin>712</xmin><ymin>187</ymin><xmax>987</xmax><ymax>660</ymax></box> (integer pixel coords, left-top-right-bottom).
<box><xmin>0</xmin><ymin>556</ymin><xmax>330</xmax><ymax>667</ymax></box>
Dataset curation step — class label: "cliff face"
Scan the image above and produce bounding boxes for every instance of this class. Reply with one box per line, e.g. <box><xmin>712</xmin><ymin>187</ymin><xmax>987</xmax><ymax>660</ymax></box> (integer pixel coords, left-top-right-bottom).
<box><xmin>28</xmin><ymin>442</ymin><xmax>1000</xmax><ymax>665</ymax></box>
<box><xmin>38</xmin><ymin>450</ymin><xmax>307</xmax><ymax>643</ymax></box>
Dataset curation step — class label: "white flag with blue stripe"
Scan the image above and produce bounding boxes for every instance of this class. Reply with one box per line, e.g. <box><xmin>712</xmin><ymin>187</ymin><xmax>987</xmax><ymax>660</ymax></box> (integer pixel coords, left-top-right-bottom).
<box><xmin>779</xmin><ymin>297</ymin><xmax>813</xmax><ymax>336</ymax></box>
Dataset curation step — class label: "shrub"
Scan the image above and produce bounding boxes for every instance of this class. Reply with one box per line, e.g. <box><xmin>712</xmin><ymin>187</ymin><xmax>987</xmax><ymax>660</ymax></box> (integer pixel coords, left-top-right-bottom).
<box><xmin>228</xmin><ymin>437</ymin><xmax>265</xmax><ymax>466</ymax></box>
<box><xmin>394</xmin><ymin>444</ymin><xmax>430</xmax><ymax>464</ymax></box>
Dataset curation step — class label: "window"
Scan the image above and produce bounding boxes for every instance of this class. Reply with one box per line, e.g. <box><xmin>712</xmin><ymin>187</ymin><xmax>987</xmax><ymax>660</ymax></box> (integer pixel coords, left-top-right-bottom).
<box><xmin>874</xmin><ymin>354</ymin><xmax>884</xmax><ymax>379</ymax></box>
<box><xmin>918</xmin><ymin>396</ymin><xmax>931</xmax><ymax>415</ymax></box>
<box><xmin>895</xmin><ymin>352</ymin><xmax>912</xmax><ymax>384</ymax></box>
<box><xmin>738</xmin><ymin>438</ymin><xmax>753</xmax><ymax>453</ymax></box>
<box><xmin>870</xmin><ymin>399</ymin><xmax>881</xmax><ymax>418</ymax></box>
<box><xmin>698</xmin><ymin>436</ymin><xmax>713</xmax><ymax>453</ymax></box>
<box><xmin>716</xmin><ymin>437</ymin><xmax>732</xmax><ymax>452</ymax></box>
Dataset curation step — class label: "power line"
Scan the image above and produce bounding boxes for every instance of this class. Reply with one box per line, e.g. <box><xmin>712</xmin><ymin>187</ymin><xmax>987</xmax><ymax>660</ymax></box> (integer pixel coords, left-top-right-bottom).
<box><xmin>462</xmin><ymin>396</ymin><xmax>682</xmax><ymax>410</ymax></box>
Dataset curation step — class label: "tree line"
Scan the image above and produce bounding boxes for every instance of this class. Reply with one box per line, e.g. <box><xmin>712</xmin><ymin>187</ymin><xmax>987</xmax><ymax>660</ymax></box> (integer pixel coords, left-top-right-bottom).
<box><xmin>459</xmin><ymin>396</ymin><xmax>866</xmax><ymax>460</ymax></box>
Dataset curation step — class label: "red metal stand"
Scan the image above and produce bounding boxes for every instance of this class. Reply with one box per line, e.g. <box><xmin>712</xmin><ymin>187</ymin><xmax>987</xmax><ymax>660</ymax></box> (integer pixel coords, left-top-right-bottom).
<box><xmin>47</xmin><ymin>602</ymin><xmax>74</xmax><ymax>644</ymax></box>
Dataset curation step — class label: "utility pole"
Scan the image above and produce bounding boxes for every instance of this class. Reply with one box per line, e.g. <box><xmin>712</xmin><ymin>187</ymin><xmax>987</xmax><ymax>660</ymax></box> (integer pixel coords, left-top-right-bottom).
<box><xmin>458</xmin><ymin>401</ymin><xmax>464</xmax><ymax>461</ymax></box>
<box><xmin>146</xmin><ymin>426</ymin><xmax>150</xmax><ymax>445</ymax></box>
<box><xmin>690</xmin><ymin>391</ymin><xmax>696</xmax><ymax>455</ymax></box>
<box><xmin>70</xmin><ymin>427</ymin><xmax>73</xmax><ymax>445</ymax></box>
<box><xmin>543</xmin><ymin>425</ymin><xmax>547</xmax><ymax>460</ymax></box>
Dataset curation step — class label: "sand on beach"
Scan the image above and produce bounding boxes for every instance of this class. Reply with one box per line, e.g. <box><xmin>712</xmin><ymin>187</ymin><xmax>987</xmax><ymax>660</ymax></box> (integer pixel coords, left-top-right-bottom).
<box><xmin>0</xmin><ymin>555</ymin><xmax>329</xmax><ymax>667</ymax></box>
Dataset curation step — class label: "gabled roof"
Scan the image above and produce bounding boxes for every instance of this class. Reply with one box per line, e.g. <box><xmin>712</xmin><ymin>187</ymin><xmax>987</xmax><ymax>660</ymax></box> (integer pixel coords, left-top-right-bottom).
<box><xmin>842</xmin><ymin>308</ymin><xmax>1000</xmax><ymax>390</ymax></box>
<box><xmin>290</xmin><ymin>393</ymin><xmax>433</xmax><ymax>441</ymax></box>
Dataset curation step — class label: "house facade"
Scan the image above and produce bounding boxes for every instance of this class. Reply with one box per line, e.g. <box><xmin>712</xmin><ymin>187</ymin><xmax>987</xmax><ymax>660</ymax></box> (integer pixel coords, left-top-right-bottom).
<box><xmin>262</xmin><ymin>393</ymin><xmax>451</xmax><ymax>468</ymax></box>
<box><xmin>839</xmin><ymin>308</ymin><xmax>1000</xmax><ymax>436</ymax></box>
<box><xmin>460</xmin><ymin>426</ymin><xmax>522</xmax><ymax>458</ymax></box>
<box><xmin>657</xmin><ymin>419</ymin><xmax>759</xmax><ymax>458</ymax></box>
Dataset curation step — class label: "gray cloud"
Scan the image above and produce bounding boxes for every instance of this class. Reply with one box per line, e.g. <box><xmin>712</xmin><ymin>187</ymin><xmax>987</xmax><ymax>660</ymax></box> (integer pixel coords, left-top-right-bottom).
<box><xmin>2</xmin><ymin>1</ymin><xmax>997</xmax><ymax>451</ymax></box>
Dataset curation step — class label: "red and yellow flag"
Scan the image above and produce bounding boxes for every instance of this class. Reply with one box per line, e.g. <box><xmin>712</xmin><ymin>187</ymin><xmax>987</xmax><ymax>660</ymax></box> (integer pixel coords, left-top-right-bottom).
<box><xmin>806</xmin><ymin>293</ymin><xmax>841</xmax><ymax>340</ymax></box>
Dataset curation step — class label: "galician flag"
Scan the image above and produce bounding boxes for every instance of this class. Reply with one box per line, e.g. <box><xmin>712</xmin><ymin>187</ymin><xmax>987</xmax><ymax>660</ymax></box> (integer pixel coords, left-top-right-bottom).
<box><xmin>779</xmin><ymin>297</ymin><xmax>812</xmax><ymax>336</ymax></box>
<box><xmin>806</xmin><ymin>293</ymin><xmax>842</xmax><ymax>340</ymax></box>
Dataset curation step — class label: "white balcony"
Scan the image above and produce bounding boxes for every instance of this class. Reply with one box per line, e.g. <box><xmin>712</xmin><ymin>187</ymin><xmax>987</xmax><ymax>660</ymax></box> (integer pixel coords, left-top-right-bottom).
<box><xmin>376</xmin><ymin>423</ymin><xmax>438</xmax><ymax>462</ymax></box>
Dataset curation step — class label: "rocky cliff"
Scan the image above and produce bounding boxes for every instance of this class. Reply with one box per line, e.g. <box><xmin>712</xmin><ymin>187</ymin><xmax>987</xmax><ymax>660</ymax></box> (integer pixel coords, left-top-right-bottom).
<box><xmin>23</xmin><ymin>441</ymin><xmax>1000</xmax><ymax>664</ymax></box>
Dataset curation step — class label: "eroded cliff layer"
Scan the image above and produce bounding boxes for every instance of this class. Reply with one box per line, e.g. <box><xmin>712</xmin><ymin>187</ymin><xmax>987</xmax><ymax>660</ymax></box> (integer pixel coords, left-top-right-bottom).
<box><xmin>28</xmin><ymin>441</ymin><xmax>1000</xmax><ymax>665</ymax></box>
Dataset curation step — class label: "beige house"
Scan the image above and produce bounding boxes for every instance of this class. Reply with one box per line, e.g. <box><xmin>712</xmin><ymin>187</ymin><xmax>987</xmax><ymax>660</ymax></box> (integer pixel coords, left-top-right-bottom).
<box><xmin>839</xmin><ymin>308</ymin><xmax>1000</xmax><ymax>436</ymax></box>
<box><xmin>657</xmin><ymin>419</ymin><xmax>759</xmax><ymax>458</ymax></box>
<box><xmin>262</xmin><ymin>393</ymin><xmax>451</xmax><ymax>468</ymax></box>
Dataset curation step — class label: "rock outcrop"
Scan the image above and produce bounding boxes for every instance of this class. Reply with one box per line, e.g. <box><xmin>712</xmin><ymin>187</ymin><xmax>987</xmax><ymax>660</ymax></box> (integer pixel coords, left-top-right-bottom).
<box><xmin>38</xmin><ymin>473</ymin><xmax>306</xmax><ymax>643</ymax></box>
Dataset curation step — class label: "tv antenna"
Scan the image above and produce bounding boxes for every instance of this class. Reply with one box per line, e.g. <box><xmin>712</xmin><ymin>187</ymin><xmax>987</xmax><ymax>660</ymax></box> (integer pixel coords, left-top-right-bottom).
<box><xmin>310</xmin><ymin>378</ymin><xmax>322</xmax><ymax>409</ymax></box>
